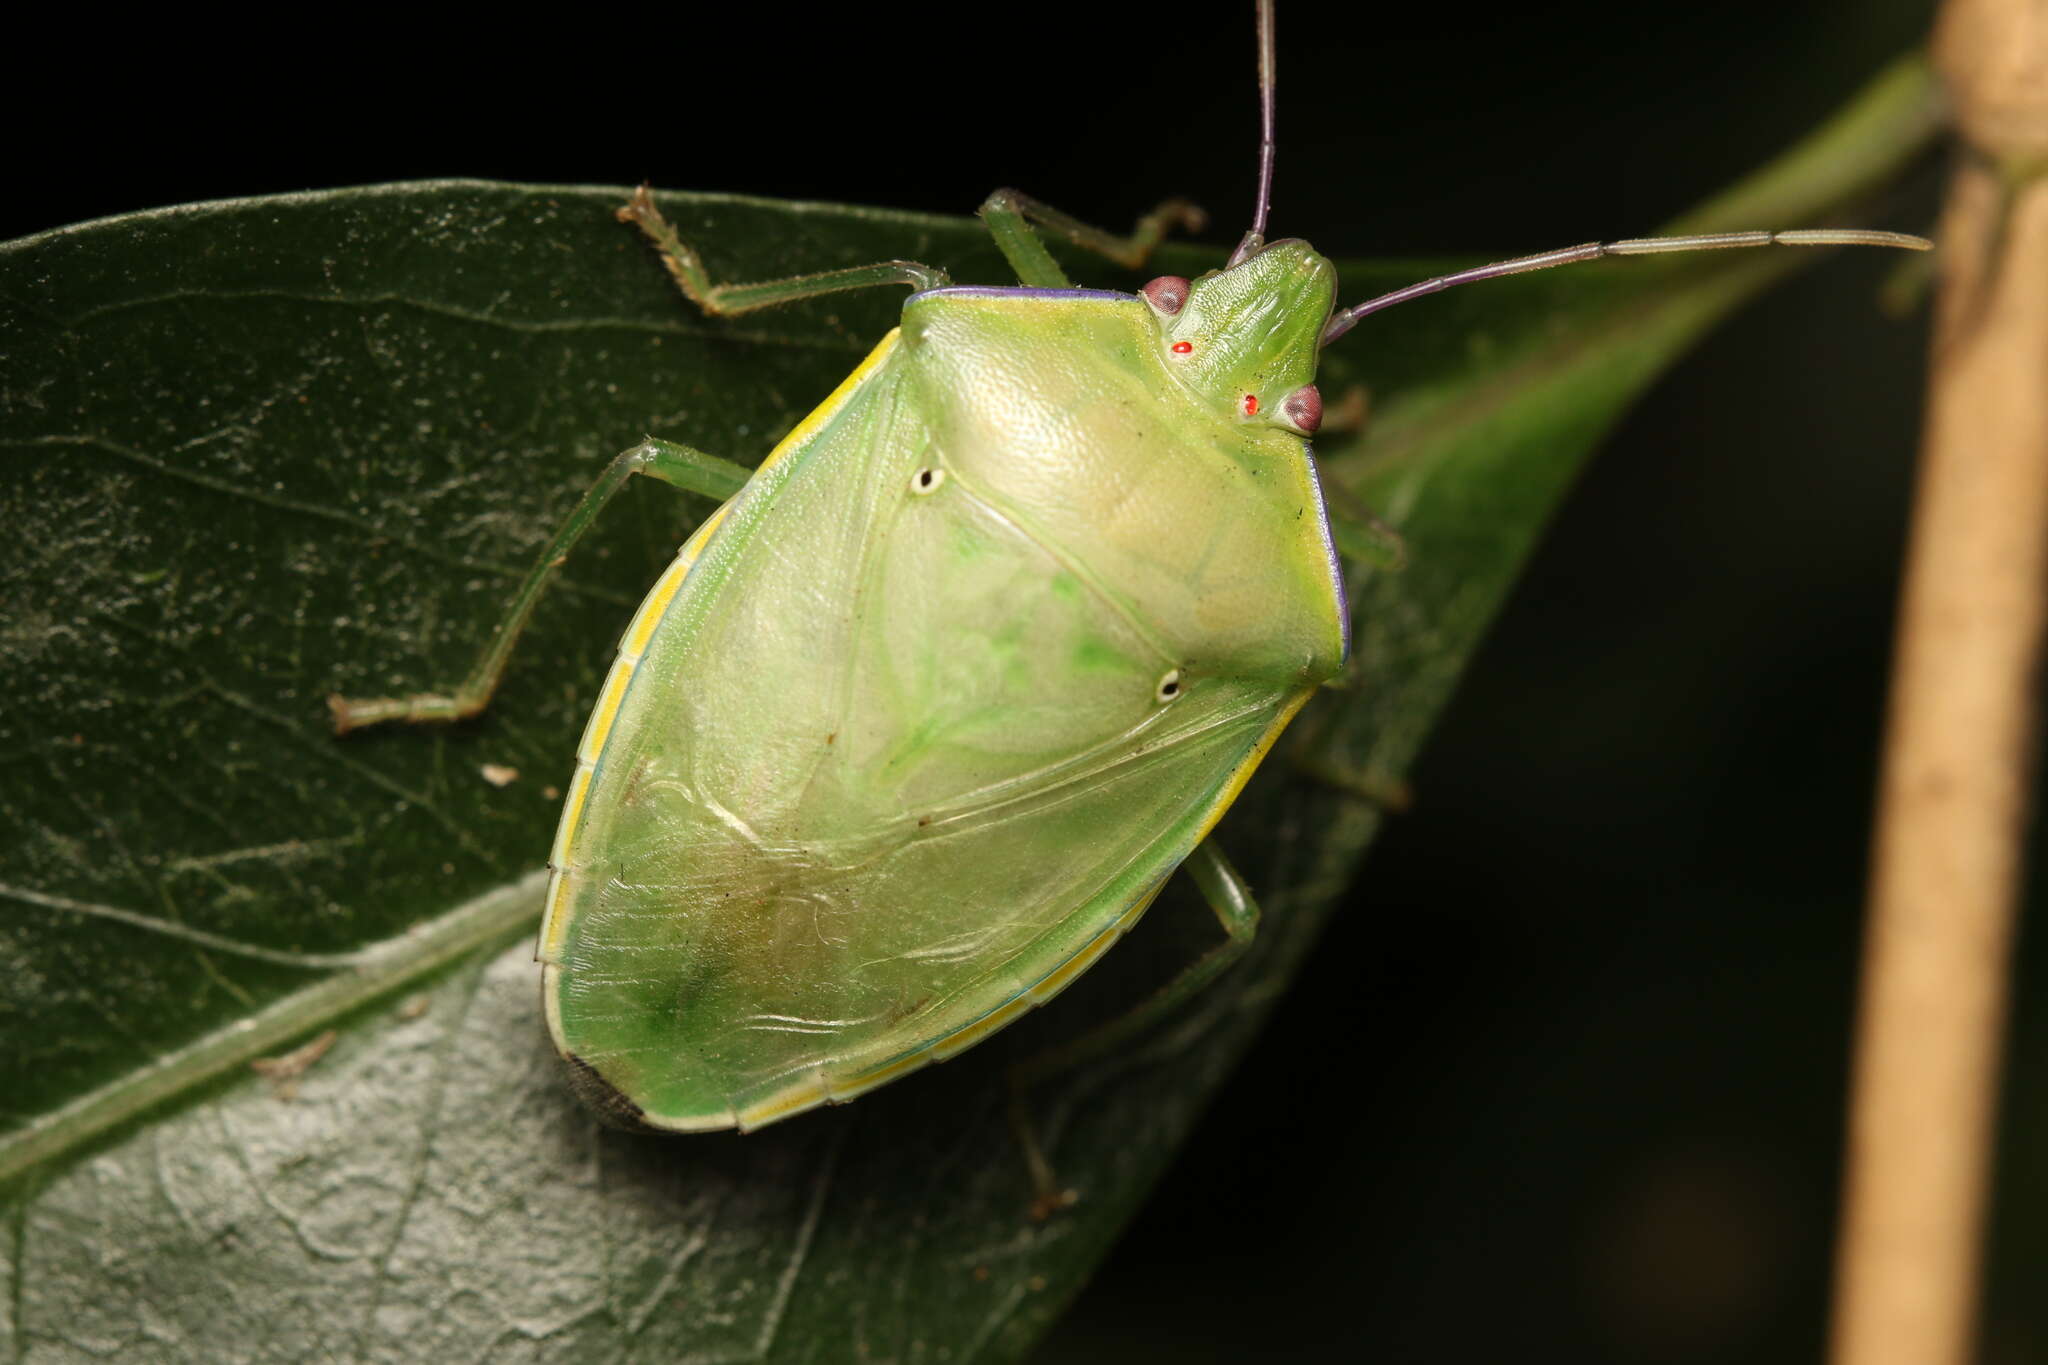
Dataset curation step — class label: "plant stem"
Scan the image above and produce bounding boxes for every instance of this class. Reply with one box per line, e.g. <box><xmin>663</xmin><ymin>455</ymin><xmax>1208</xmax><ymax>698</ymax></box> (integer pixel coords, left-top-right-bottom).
<box><xmin>1830</xmin><ymin>4</ymin><xmax>2048</xmax><ymax>1363</ymax></box>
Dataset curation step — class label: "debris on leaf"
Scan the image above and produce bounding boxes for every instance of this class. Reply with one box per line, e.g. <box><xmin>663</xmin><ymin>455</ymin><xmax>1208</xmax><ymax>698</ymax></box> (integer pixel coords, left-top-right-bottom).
<box><xmin>249</xmin><ymin>1029</ymin><xmax>338</xmax><ymax>1101</ymax></box>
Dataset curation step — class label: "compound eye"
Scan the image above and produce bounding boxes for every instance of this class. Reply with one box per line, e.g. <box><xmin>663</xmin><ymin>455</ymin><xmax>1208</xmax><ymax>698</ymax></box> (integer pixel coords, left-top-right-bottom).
<box><xmin>1277</xmin><ymin>384</ymin><xmax>1323</xmax><ymax>435</ymax></box>
<box><xmin>1140</xmin><ymin>275</ymin><xmax>1190</xmax><ymax>316</ymax></box>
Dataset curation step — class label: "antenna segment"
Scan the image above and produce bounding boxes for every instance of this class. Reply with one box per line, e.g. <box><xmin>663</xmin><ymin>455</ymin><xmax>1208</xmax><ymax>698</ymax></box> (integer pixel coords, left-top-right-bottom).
<box><xmin>1321</xmin><ymin>229</ymin><xmax>1933</xmax><ymax>344</ymax></box>
<box><xmin>1230</xmin><ymin>0</ymin><xmax>1278</xmax><ymax>268</ymax></box>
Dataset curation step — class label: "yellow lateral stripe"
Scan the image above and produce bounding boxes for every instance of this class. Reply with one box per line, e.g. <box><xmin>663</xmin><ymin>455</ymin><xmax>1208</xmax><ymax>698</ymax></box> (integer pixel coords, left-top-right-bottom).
<box><xmin>537</xmin><ymin>871</ymin><xmax>573</xmax><ymax>963</ymax></box>
<box><xmin>676</xmin><ymin>499</ymin><xmax>733</xmax><ymax>570</ymax></box>
<box><xmin>736</xmin><ymin>1073</ymin><xmax>830</xmax><ymax>1131</ymax></box>
<box><xmin>621</xmin><ymin>492</ymin><xmax>739</xmax><ymax>657</ymax></box>
<box><xmin>538</xmin><ymin>762</ymin><xmax>596</xmax><ymax>959</ymax></box>
<box><xmin>548</xmin><ymin>760</ymin><xmax>595</xmax><ymax>870</ymax></box>
<box><xmin>541</xmin><ymin>961</ymin><xmax>566</xmax><ymax>1036</ymax></box>
<box><xmin>576</xmin><ymin>659</ymin><xmax>637</xmax><ymax>766</ymax></box>
<box><xmin>618</xmin><ymin>549</ymin><xmax>695</xmax><ymax>660</ymax></box>
<box><xmin>639</xmin><ymin>1106</ymin><xmax>744</xmax><ymax>1134</ymax></box>
<box><xmin>754</xmin><ymin>328</ymin><xmax>901</xmax><ymax>483</ymax></box>
<box><xmin>833</xmin><ymin>1048</ymin><xmax>936</xmax><ymax>1100</ymax></box>
<box><xmin>1029</xmin><ymin>925</ymin><xmax>1125</xmax><ymax>1003</ymax></box>
<box><xmin>931</xmin><ymin>992</ymin><xmax>1038</xmax><ymax>1062</ymax></box>
<box><xmin>1191</xmin><ymin>689</ymin><xmax>1313</xmax><ymax>847</ymax></box>
<box><xmin>1027</xmin><ymin>877</ymin><xmax>1167</xmax><ymax>1005</ymax></box>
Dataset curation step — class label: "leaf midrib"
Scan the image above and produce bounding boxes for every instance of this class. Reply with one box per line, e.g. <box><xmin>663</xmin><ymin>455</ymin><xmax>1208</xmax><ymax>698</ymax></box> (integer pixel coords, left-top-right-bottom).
<box><xmin>0</xmin><ymin>868</ymin><xmax>545</xmax><ymax>1186</ymax></box>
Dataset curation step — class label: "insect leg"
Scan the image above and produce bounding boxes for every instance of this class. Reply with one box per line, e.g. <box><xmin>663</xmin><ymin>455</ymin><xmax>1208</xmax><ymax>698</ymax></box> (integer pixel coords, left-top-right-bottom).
<box><xmin>328</xmin><ymin>438</ymin><xmax>749</xmax><ymax>734</ymax></box>
<box><xmin>617</xmin><ymin>187</ymin><xmax>948</xmax><ymax>315</ymax></box>
<box><xmin>1007</xmin><ymin>838</ymin><xmax>1260</xmax><ymax>1217</ymax></box>
<box><xmin>978</xmin><ymin>189</ymin><xmax>1207</xmax><ymax>288</ymax></box>
<box><xmin>1321</xmin><ymin>481</ymin><xmax>1409</xmax><ymax>573</ymax></box>
<box><xmin>1290</xmin><ymin>753</ymin><xmax>1415</xmax><ymax>811</ymax></box>
<box><xmin>1017</xmin><ymin>840</ymin><xmax>1262</xmax><ymax>1085</ymax></box>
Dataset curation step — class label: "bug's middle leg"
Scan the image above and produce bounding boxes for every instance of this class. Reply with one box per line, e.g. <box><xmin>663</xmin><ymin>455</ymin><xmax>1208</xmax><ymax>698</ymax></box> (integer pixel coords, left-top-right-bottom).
<box><xmin>328</xmin><ymin>438</ymin><xmax>748</xmax><ymax>734</ymax></box>
<box><xmin>978</xmin><ymin>189</ymin><xmax>1207</xmax><ymax>288</ymax></box>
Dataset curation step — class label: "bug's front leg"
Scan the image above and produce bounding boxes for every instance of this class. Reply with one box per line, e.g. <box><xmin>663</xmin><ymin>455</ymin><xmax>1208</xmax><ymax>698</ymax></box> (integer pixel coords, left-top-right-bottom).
<box><xmin>617</xmin><ymin>186</ymin><xmax>948</xmax><ymax>315</ymax></box>
<box><xmin>977</xmin><ymin>189</ymin><xmax>1207</xmax><ymax>288</ymax></box>
<box><xmin>328</xmin><ymin>438</ymin><xmax>749</xmax><ymax>734</ymax></box>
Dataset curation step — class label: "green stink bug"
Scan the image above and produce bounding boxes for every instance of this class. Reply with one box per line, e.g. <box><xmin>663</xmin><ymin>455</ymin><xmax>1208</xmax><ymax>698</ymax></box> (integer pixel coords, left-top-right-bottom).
<box><xmin>330</xmin><ymin>1</ymin><xmax>1927</xmax><ymax>1148</ymax></box>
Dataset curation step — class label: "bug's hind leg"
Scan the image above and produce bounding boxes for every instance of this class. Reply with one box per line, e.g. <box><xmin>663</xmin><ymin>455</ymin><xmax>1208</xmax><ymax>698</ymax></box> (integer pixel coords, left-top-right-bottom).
<box><xmin>617</xmin><ymin>186</ymin><xmax>950</xmax><ymax>315</ymax></box>
<box><xmin>978</xmin><ymin>188</ymin><xmax>1207</xmax><ymax>289</ymax></box>
<box><xmin>328</xmin><ymin>438</ymin><xmax>749</xmax><ymax>734</ymax></box>
<box><xmin>1007</xmin><ymin>838</ymin><xmax>1260</xmax><ymax>1219</ymax></box>
<box><xmin>1293</xmin><ymin>755</ymin><xmax>1414</xmax><ymax>812</ymax></box>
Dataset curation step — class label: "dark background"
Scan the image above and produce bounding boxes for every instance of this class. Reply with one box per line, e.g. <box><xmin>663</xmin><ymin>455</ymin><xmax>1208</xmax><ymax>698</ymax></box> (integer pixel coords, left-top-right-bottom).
<box><xmin>16</xmin><ymin>0</ymin><xmax>2040</xmax><ymax>1360</ymax></box>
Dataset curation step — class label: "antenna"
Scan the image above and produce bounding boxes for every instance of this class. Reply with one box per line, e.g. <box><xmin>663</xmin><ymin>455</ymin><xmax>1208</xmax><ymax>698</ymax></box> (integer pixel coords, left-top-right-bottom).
<box><xmin>1229</xmin><ymin>0</ymin><xmax>1278</xmax><ymax>268</ymax></box>
<box><xmin>1321</xmin><ymin>229</ymin><xmax>1933</xmax><ymax>344</ymax></box>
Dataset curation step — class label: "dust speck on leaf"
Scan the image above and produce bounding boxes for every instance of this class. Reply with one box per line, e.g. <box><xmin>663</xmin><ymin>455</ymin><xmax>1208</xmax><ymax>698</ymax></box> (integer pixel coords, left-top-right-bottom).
<box><xmin>249</xmin><ymin>1029</ymin><xmax>338</xmax><ymax>1100</ymax></box>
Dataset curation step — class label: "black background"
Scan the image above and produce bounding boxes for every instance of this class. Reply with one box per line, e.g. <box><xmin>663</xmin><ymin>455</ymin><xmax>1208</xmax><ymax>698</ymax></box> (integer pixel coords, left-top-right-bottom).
<box><xmin>18</xmin><ymin>1</ymin><xmax>2039</xmax><ymax>1360</ymax></box>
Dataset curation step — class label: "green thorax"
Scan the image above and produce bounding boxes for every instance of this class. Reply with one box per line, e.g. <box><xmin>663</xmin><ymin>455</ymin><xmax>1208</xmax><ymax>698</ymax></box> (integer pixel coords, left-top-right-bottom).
<box><xmin>898</xmin><ymin>265</ymin><xmax>1346</xmax><ymax>686</ymax></box>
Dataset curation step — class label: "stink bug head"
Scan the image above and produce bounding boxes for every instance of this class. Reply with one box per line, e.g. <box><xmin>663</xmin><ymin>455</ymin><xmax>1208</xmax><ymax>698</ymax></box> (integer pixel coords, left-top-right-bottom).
<box><xmin>1152</xmin><ymin>239</ymin><xmax>1336</xmax><ymax>427</ymax></box>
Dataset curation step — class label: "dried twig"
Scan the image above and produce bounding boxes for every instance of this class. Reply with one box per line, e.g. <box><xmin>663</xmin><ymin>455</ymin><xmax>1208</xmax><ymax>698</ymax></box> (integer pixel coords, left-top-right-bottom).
<box><xmin>1829</xmin><ymin>4</ymin><xmax>2048</xmax><ymax>1363</ymax></box>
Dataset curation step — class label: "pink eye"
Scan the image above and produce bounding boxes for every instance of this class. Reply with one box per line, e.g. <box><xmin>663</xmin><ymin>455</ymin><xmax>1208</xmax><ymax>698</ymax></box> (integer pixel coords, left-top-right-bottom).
<box><xmin>1242</xmin><ymin>394</ymin><xmax>1260</xmax><ymax>417</ymax></box>
<box><xmin>1140</xmin><ymin>275</ymin><xmax>1190</xmax><ymax>315</ymax></box>
<box><xmin>1171</xmin><ymin>341</ymin><xmax>1193</xmax><ymax>355</ymax></box>
<box><xmin>1279</xmin><ymin>384</ymin><xmax>1323</xmax><ymax>433</ymax></box>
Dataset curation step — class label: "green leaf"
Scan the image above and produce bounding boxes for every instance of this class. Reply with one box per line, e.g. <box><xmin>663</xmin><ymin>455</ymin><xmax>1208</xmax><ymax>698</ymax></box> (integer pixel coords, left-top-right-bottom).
<box><xmin>0</xmin><ymin>57</ymin><xmax>1936</xmax><ymax>1361</ymax></box>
